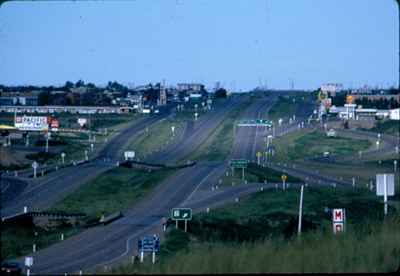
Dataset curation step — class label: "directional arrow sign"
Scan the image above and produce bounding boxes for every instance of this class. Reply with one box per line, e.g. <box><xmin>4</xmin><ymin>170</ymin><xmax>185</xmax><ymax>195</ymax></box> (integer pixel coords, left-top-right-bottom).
<box><xmin>171</xmin><ymin>208</ymin><xmax>192</xmax><ymax>221</ymax></box>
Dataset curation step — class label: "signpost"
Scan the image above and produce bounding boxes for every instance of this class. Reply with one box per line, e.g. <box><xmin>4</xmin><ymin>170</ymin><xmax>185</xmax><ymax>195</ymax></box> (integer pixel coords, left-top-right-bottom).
<box><xmin>138</xmin><ymin>235</ymin><xmax>160</xmax><ymax>264</ymax></box>
<box><xmin>171</xmin><ymin>125</ymin><xmax>175</xmax><ymax>136</ymax></box>
<box><xmin>171</xmin><ymin>208</ymin><xmax>192</xmax><ymax>232</ymax></box>
<box><xmin>376</xmin><ymin>174</ymin><xmax>395</xmax><ymax>216</ymax></box>
<box><xmin>61</xmin><ymin>152</ymin><xmax>66</xmax><ymax>165</ymax></box>
<box><xmin>298</xmin><ymin>185</ymin><xmax>304</xmax><ymax>236</ymax></box>
<box><xmin>84</xmin><ymin>150</ymin><xmax>88</xmax><ymax>161</ymax></box>
<box><xmin>281</xmin><ymin>174</ymin><xmax>287</xmax><ymax>190</ymax></box>
<box><xmin>124</xmin><ymin>151</ymin><xmax>135</xmax><ymax>161</ymax></box>
<box><xmin>230</xmin><ymin>159</ymin><xmax>248</xmax><ymax>181</ymax></box>
<box><xmin>25</xmin><ymin>256</ymin><xmax>33</xmax><ymax>276</ymax></box>
<box><xmin>332</xmin><ymin>208</ymin><xmax>346</xmax><ymax>234</ymax></box>
<box><xmin>32</xmin><ymin>161</ymin><xmax>38</xmax><ymax>178</ymax></box>
<box><xmin>256</xmin><ymin>151</ymin><xmax>262</xmax><ymax>165</ymax></box>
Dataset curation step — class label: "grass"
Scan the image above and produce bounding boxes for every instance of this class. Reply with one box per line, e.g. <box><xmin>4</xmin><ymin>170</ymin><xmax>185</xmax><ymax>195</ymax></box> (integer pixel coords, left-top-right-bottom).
<box><xmin>126</xmin><ymin>117</ymin><xmax>185</xmax><ymax>160</ymax></box>
<box><xmin>113</xmin><ymin>186</ymin><xmax>399</xmax><ymax>273</ymax></box>
<box><xmin>1</xmin><ymin>221</ymin><xmax>81</xmax><ymax>262</ymax></box>
<box><xmin>219</xmin><ymin>162</ymin><xmax>302</xmax><ymax>186</ymax></box>
<box><xmin>267</xmin><ymin>94</ymin><xmax>313</xmax><ymax>122</ymax></box>
<box><xmin>272</xmin><ymin>129</ymin><xmax>371</xmax><ymax>162</ymax></box>
<box><xmin>50</xmin><ymin>167</ymin><xmax>175</xmax><ymax>219</ymax></box>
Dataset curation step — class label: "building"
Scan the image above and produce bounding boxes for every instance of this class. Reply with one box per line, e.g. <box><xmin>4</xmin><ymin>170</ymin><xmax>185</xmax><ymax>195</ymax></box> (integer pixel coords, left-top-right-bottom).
<box><xmin>389</xmin><ymin>108</ymin><xmax>400</xmax><ymax>120</ymax></box>
<box><xmin>177</xmin><ymin>83</ymin><xmax>204</xmax><ymax>92</ymax></box>
<box><xmin>0</xmin><ymin>92</ymin><xmax>39</xmax><ymax>106</ymax></box>
<box><xmin>321</xmin><ymin>83</ymin><xmax>343</xmax><ymax>97</ymax></box>
<box><xmin>350</xmin><ymin>94</ymin><xmax>400</xmax><ymax>103</ymax></box>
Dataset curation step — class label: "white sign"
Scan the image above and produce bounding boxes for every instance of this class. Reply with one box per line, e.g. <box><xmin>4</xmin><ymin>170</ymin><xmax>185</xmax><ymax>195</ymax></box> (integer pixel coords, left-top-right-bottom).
<box><xmin>25</xmin><ymin>256</ymin><xmax>33</xmax><ymax>267</ymax></box>
<box><xmin>333</xmin><ymin>222</ymin><xmax>345</xmax><ymax>234</ymax></box>
<box><xmin>376</xmin><ymin>174</ymin><xmax>395</xmax><ymax>196</ymax></box>
<box><xmin>15</xmin><ymin>116</ymin><xmax>48</xmax><ymax>131</ymax></box>
<box><xmin>124</xmin><ymin>151</ymin><xmax>135</xmax><ymax>160</ymax></box>
<box><xmin>332</xmin><ymin>208</ymin><xmax>345</xmax><ymax>223</ymax></box>
<box><xmin>32</xmin><ymin>161</ymin><xmax>38</xmax><ymax>169</ymax></box>
<box><xmin>77</xmin><ymin>118</ymin><xmax>87</xmax><ymax>127</ymax></box>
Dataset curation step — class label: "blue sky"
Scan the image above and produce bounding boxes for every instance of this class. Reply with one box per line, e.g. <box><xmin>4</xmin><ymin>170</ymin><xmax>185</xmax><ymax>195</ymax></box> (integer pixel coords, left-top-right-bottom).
<box><xmin>0</xmin><ymin>0</ymin><xmax>398</xmax><ymax>91</ymax></box>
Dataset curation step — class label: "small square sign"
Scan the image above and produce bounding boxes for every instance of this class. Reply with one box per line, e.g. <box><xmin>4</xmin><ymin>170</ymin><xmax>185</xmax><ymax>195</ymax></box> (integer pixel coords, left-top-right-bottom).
<box><xmin>333</xmin><ymin>222</ymin><xmax>344</xmax><ymax>234</ymax></box>
<box><xmin>332</xmin><ymin>209</ymin><xmax>345</xmax><ymax>223</ymax></box>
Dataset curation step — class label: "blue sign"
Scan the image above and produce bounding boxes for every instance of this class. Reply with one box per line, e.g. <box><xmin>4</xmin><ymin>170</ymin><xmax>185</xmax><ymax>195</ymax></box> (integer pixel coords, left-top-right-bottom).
<box><xmin>138</xmin><ymin>235</ymin><xmax>160</xmax><ymax>252</ymax></box>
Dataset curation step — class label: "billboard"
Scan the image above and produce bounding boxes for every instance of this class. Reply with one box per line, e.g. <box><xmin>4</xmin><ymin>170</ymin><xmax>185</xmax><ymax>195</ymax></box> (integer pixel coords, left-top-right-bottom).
<box><xmin>15</xmin><ymin>116</ymin><xmax>48</xmax><ymax>131</ymax></box>
<box><xmin>77</xmin><ymin>118</ymin><xmax>87</xmax><ymax>127</ymax></box>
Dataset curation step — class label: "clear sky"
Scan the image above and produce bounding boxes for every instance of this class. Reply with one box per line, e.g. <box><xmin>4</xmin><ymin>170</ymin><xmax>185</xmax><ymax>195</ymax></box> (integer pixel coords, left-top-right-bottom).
<box><xmin>0</xmin><ymin>0</ymin><xmax>398</xmax><ymax>91</ymax></box>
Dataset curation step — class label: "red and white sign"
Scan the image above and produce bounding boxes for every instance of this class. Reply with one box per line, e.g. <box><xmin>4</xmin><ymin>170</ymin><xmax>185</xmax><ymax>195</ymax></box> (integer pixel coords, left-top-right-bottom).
<box><xmin>332</xmin><ymin>208</ymin><xmax>345</xmax><ymax>223</ymax></box>
<box><xmin>15</xmin><ymin>116</ymin><xmax>48</xmax><ymax>131</ymax></box>
<box><xmin>333</xmin><ymin>222</ymin><xmax>344</xmax><ymax>234</ymax></box>
<box><xmin>50</xmin><ymin>118</ymin><xmax>59</xmax><ymax>131</ymax></box>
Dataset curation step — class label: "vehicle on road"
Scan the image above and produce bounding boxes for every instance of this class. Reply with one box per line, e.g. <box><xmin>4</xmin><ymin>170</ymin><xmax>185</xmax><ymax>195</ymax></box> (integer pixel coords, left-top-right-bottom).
<box><xmin>1</xmin><ymin>262</ymin><xmax>22</xmax><ymax>276</ymax></box>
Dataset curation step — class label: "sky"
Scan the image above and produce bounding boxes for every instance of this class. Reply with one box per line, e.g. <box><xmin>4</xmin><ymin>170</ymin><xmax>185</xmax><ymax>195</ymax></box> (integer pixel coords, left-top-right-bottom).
<box><xmin>0</xmin><ymin>0</ymin><xmax>398</xmax><ymax>91</ymax></box>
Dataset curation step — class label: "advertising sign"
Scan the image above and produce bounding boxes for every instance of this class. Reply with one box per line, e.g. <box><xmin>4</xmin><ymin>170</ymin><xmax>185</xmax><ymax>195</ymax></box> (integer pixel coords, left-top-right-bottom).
<box><xmin>50</xmin><ymin>118</ymin><xmax>59</xmax><ymax>131</ymax></box>
<box><xmin>15</xmin><ymin>116</ymin><xmax>48</xmax><ymax>131</ymax></box>
<box><xmin>77</xmin><ymin>118</ymin><xmax>87</xmax><ymax>127</ymax></box>
<box><xmin>124</xmin><ymin>151</ymin><xmax>135</xmax><ymax>160</ymax></box>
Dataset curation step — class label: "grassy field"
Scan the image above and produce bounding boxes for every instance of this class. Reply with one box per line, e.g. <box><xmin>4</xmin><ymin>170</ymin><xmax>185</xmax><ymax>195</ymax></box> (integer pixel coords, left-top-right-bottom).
<box><xmin>50</xmin><ymin>167</ymin><xmax>175</xmax><ymax>219</ymax></box>
<box><xmin>267</xmin><ymin>94</ymin><xmax>313</xmax><ymax>122</ymax></box>
<box><xmin>271</xmin><ymin>129</ymin><xmax>371</xmax><ymax>162</ymax></box>
<box><xmin>112</xmin><ymin>186</ymin><xmax>400</xmax><ymax>273</ymax></box>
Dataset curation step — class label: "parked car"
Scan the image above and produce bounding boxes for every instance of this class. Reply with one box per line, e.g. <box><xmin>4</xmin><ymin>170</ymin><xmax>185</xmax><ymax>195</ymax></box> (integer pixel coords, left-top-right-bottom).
<box><xmin>1</xmin><ymin>262</ymin><xmax>22</xmax><ymax>276</ymax></box>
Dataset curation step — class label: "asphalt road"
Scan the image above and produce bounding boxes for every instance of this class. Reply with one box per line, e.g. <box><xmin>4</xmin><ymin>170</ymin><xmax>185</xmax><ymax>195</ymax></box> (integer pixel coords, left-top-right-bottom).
<box><xmin>0</xmin><ymin>110</ymin><xmax>172</xmax><ymax>217</ymax></box>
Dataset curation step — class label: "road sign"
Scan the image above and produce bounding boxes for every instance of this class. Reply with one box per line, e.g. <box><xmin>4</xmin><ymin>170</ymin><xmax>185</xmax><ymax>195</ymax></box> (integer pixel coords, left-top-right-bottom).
<box><xmin>171</xmin><ymin>208</ymin><xmax>192</xmax><ymax>221</ymax></box>
<box><xmin>15</xmin><ymin>116</ymin><xmax>48</xmax><ymax>131</ymax></box>
<box><xmin>376</xmin><ymin>174</ymin><xmax>395</xmax><ymax>196</ymax></box>
<box><xmin>333</xmin><ymin>222</ymin><xmax>344</xmax><ymax>234</ymax></box>
<box><xmin>32</xmin><ymin>161</ymin><xmax>38</xmax><ymax>169</ymax></box>
<box><xmin>124</xmin><ymin>151</ymin><xmax>135</xmax><ymax>160</ymax></box>
<box><xmin>332</xmin><ymin>208</ymin><xmax>346</xmax><ymax>234</ymax></box>
<box><xmin>25</xmin><ymin>256</ymin><xmax>33</xmax><ymax>267</ymax></box>
<box><xmin>332</xmin><ymin>208</ymin><xmax>345</xmax><ymax>223</ymax></box>
<box><xmin>281</xmin><ymin>174</ymin><xmax>287</xmax><ymax>181</ymax></box>
<box><xmin>230</xmin><ymin>159</ymin><xmax>248</xmax><ymax>168</ymax></box>
<box><xmin>138</xmin><ymin>235</ymin><xmax>160</xmax><ymax>253</ymax></box>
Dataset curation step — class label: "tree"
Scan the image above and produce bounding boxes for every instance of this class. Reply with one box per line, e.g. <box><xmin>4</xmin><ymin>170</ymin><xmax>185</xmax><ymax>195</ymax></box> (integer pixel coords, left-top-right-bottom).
<box><xmin>64</xmin><ymin>81</ymin><xmax>74</xmax><ymax>89</ymax></box>
<box><xmin>215</xmin><ymin>88</ymin><xmax>228</xmax><ymax>98</ymax></box>
<box><xmin>75</xmin><ymin>80</ymin><xmax>85</xmax><ymax>87</ymax></box>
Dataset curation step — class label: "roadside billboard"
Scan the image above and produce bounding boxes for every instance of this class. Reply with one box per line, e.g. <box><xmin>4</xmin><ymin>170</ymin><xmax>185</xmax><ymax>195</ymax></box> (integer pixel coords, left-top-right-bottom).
<box><xmin>15</xmin><ymin>116</ymin><xmax>48</xmax><ymax>131</ymax></box>
<box><xmin>77</xmin><ymin>118</ymin><xmax>88</xmax><ymax>127</ymax></box>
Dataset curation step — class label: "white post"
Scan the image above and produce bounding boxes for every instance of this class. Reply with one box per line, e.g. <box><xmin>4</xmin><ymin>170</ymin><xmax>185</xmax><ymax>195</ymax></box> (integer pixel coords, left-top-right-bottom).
<box><xmin>45</xmin><ymin>133</ymin><xmax>49</xmax><ymax>153</ymax></box>
<box><xmin>394</xmin><ymin>160</ymin><xmax>397</xmax><ymax>172</ymax></box>
<box><xmin>33</xmin><ymin>244</ymin><xmax>36</xmax><ymax>252</ymax></box>
<box><xmin>26</xmin><ymin>133</ymin><xmax>30</xmax><ymax>147</ymax></box>
<box><xmin>184</xmin><ymin>220</ymin><xmax>187</xmax><ymax>232</ymax></box>
<box><xmin>61</xmin><ymin>233</ymin><xmax>64</xmax><ymax>241</ymax></box>
<box><xmin>79</xmin><ymin>270</ymin><xmax>82</xmax><ymax>275</ymax></box>
<box><xmin>206</xmin><ymin>207</ymin><xmax>210</xmax><ymax>213</ymax></box>
<box><xmin>298</xmin><ymin>185</ymin><xmax>304</xmax><ymax>236</ymax></box>
<box><xmin>384</xmin><ymin>174</ymin><xmax>388</xmax><ymax>216</ymax></box>
<box><xmin>27</xmin><ymin>269</ymin><xmax>30</xmax><ymax>276</ymax></box>
<box><xmin>152</xmin><ymin>251</ymin><xmax>156</xmax><ymax>264</ymax></box>
<box><xmin>352</xmin><ymin>177</ymin><xmax>355</xmax><ymax>188</ymax></box>
<box><xmin>24</xmin><ymin>206</ymin><xmax>28</xmax><ymax>213</ymax></box>
<box><xmin>140</xmin><ymin>251</ymin><xmax>144</xmax><ymax>263</ymax></box>
<box><xmin>33</xmin><ymin>167</ymin><xmax>37</xmax><ymax>179</ymax></box>
<box><xmin>283</xmin><ymin>179</ymin><xmax>286</xmax><ymax>190</ymax></box>
<box><xmin>242</xmin><ymin>167</ymin><xmax>245</xmax><ymax>181</ymax></box>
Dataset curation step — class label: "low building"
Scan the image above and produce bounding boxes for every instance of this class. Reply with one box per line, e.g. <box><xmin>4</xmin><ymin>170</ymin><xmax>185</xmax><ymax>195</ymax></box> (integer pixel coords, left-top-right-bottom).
<box><xmin>389</xmin><ymin>108</ymin><xmax>400</xmax><ymax>120</ymax></box>
<box><xmin>320</xmin><ymin>83</ymin><xmax>343</xmax><ymax>97</ymax></box>
<box><xmin>177</xmin><ymin>83</ymin><xmax>204</xmax><ymax>92</ymax></box>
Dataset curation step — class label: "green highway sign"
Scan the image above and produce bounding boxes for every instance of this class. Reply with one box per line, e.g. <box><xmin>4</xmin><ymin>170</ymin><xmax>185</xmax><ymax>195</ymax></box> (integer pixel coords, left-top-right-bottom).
<box><xmin>237</xmin><ymin>119</ymin><xmax>273</xmax><ymax>127</ymax></box>
<box><xmin>171</xmin><ymin>208</ymin><xmax>192</xmax><ymax>221</ymax></box>
<box><xmin>230</xmin><ymin>159</ymin><xmax>248</xmax><ymax>168</ymax></box>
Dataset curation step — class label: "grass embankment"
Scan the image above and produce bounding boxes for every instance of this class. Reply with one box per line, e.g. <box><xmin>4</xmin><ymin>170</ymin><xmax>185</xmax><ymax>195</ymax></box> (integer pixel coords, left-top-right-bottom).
<box><xmin>220</xmin><ymin>163</ymin><xmax>302</xmax><ymax>186</ymax></box>
<box><xmin>1</xmin><ymin>222</ymin><xmax>80</xmax><ymax>262</ymax></box>
<box><xmin>126</xmin><ymin>117</ymin><xmax>185</xmax><ymax>160</ymax></box>
<box><xmin>50</xmin><ymin>167</ymin><xmax>174</xmax><ymax>219</ymax></box>
<box><xmin>113</xmin><ymin>186</ymin><xmax>400</xmax><ymax>274</ymax></box>
<box><xmin>2</xmin><ymin>167</ymin><xmax>175</xmax><ymax>261</ymax></box>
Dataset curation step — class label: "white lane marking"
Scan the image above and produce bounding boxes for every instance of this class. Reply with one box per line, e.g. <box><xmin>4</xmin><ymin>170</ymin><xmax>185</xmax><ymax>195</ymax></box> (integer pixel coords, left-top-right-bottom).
<box><xmin>181</xmin><ymin>167</ymin><xmax>217</xmax><ymax>206</ymax></box>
